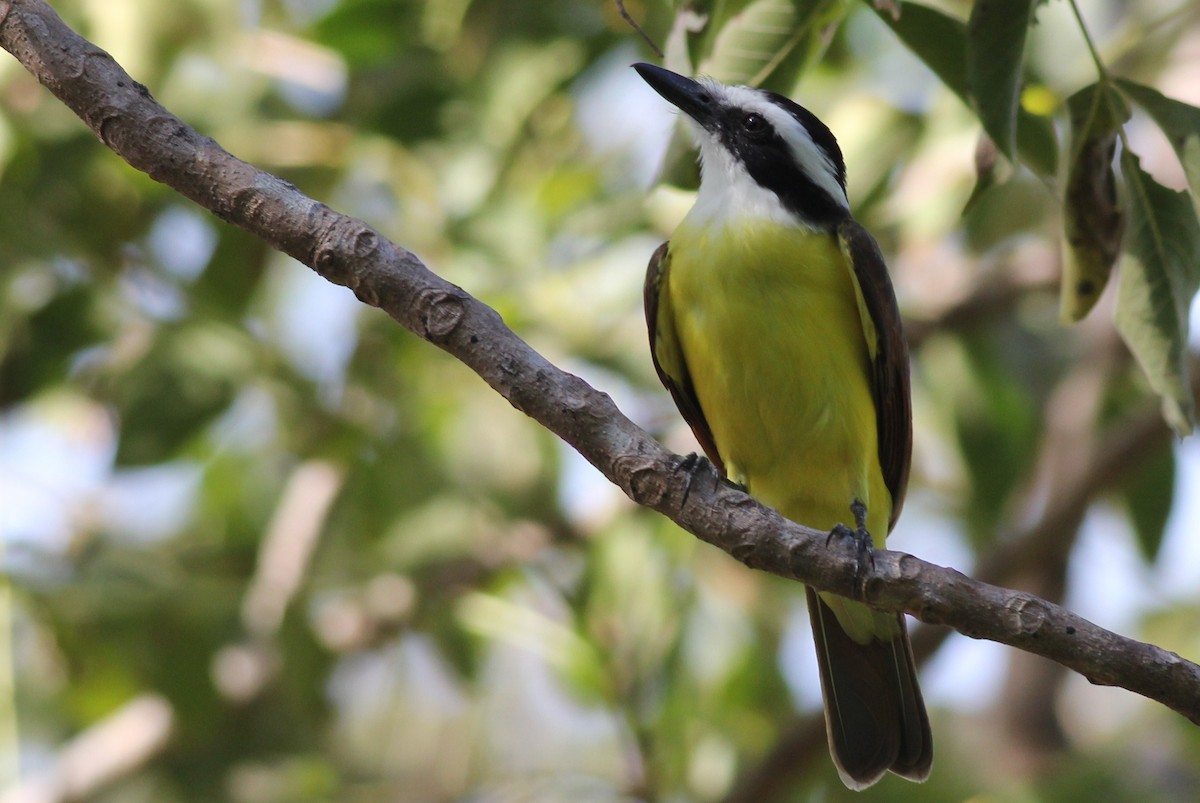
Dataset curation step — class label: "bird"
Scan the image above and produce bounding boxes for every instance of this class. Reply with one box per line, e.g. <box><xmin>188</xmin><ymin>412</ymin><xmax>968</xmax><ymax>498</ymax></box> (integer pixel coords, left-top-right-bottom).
<box><xmin>633</xmin><ymin>62</ymin><xmax>931</xmax><ymax>789</ymax></box>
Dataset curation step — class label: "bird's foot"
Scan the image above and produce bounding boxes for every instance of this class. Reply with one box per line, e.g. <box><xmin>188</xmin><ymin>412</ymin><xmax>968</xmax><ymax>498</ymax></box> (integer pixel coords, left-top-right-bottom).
<box><xmin>826</xmin><ymin>498</ymin><xmax>876</xmax><ymax>595</ymax></box>
<box><xmin>675</xmin><ymin>452</ymin><xmax>728</xmax><ymax>506</ymax></box>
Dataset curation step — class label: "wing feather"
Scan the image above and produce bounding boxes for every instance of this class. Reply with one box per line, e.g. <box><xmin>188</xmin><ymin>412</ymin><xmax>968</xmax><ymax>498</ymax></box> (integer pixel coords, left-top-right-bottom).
<box><xmin>837</xmin><ymin>220</ymin><xmax>913</xmax><ymax>530</ymax></box>
<box><xmin>644</xmin><ymin>242</ymin><xmax>725</xmax><ymax>474</ymax></box>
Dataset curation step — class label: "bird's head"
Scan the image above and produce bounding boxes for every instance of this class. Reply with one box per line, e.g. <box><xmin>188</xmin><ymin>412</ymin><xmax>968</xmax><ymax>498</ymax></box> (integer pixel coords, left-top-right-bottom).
<box><xmin>634</xmin><ymin>62</ymin><xmax>849</xmax><ymax>231</ymax></box>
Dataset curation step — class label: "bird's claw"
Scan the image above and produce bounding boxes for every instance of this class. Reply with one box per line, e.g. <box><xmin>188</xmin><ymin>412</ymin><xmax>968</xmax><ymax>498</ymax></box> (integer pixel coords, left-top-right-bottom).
<box><xmin>675</xmin><ymin>452</ymin><xmax>721</xmax><ymax>507</ymax></box>
<box><xmin>826</xmin><ymin>498</ymin><xmax>876</xmax><ymax>596</ymax></box>
<box><xmin>675</xmin><ymin>452</ymin><xmax>705</xmax><ymax>473</ymax></box>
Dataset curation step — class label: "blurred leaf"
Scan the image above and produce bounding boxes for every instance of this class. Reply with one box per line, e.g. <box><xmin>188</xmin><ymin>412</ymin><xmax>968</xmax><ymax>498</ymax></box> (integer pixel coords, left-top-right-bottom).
<box><xmin>111</xmin><ymin>324</ymin><xmax>253</xmax><ymax>464</ymax></box>
<box><xmin>1115</xmin><ymin>150</ymin><xmax>1200</xmax><ymax>435</ymax></box>
<box><xmin>869</xmin><ymin>0</ymin><xmax>1057</xmax><ymax>177</ymax></box>
<box><xmin>0</xmin><ymin>136</ymin><xmax>154</xmax><ymax>265</ymax></box>
<box><xmin>1060</xmin><ymin>82</ymin><xmax>1129</xmax><ymax>322</ymax></box>
<box><xmin>966</xmin><ymin>0</ymin><xmax>1034</xmax><ymax>159</ymax></box>
<box><xmin>870</xmin><ymin>2</ymin><xmax>965</xmax><ymax>93</ymax></box>
<box><xmin>0</xmin><ymin>284</ymin><xmax>105</xmax><ymax>404</ymax></box>
<box><xmin>963</xmin><ymin>170</ymin><xmax>1055</xmax><ymax>250</ymax></box>
<box><xmin>456</xmin><ymin>588</ymin><xmax>610</xmax><ymax>703</ymax></box>
<box><xmin>1123</xmin><ymin>442</ymin><xmax>1175</xmax><ymax>562</ymax></box>
<box><xmin>191</xmin><ymin>227</ymin><xmax>270</xmax><ymax>321</ymax></box>
<box><xmin>961</xmin><ymin>134</ymin><xmax>1004</xmax><ymax>216</ymax></box>
<box><xmin>949</xmin><ymin>331</ymin><xmax>1044</xmax><ymax>542</ymax></box>
<box><xmin>583</xmin><ymin>524</ymin><xmax>680</xmax><ymax>697</ymax></box>
<box><xmin>1116</xmin><ymin>79</ymin><xmax>1200</xmax><ymax>215</ymax></box>
<box><xmin>1016</xmin><ymin>103</ymin><xmax>1062</xmax><ymax>180</ymax></box>
<box><xmin>312</xmin><ymin>0</ymin><xmax>424</xmax><ymax>66</ymax></box>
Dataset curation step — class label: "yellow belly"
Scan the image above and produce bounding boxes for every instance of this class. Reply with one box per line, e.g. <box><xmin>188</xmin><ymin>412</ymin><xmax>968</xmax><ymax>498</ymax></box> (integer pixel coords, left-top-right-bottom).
<box><xmin>668</xmin><ymin>220</ymin><xmax>892</xmax><ymax>542</ymax></box>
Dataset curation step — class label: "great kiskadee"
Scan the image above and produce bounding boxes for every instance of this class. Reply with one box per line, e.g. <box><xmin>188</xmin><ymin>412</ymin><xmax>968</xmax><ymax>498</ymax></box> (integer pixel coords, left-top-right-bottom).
<box><xmin>634</xmin><ymin>63</ymin><xmax>931</xmax><ymax>789</ymax></box>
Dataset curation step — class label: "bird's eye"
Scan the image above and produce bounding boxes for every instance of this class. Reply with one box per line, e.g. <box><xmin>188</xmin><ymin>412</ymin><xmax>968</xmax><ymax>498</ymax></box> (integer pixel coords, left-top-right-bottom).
<box><xmin>741</xmin><ymin>113</ymin><xmax>767</xmax><ymax>135</ymax></box>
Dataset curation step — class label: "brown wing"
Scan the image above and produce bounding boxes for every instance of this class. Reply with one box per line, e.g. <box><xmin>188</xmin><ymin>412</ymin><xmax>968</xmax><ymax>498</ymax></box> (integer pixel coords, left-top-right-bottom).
<box><xmin>644</xmin><ymin>242</ymin><xmax>725</xmax><ymax>475</ymax></box>
<box><xmin>837</xmin><ymin>220</ymin><xmax>913</xmax><ymax>530</ymax></box>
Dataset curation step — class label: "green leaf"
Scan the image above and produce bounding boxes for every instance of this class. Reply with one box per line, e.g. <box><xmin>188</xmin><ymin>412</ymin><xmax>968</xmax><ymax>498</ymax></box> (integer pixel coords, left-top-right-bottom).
<box><xmin>1115</xmin><ymin>150</ymin><xmax>1200</xmax><ymax>435</ymax></box>
<box><xmin>700</xmin><ymin>0</ymin><xmax>840</xmax><ymax>88</ymax></box>
<box><xmin>869</xmin><ymin>1</ymin><xmax>1057</xmax><ymax>177</ymax></box>
<box><xmin>675</xmin><ymin>0</ymin><xmax>750</xmax><ymax>71</ymax></box>
<box><xmin>678</xmin><ymin>0</ymin><xmax>803</xmax><ymax>80</ymax></box>
<box><xmin>667</xmin><ymin>0</ymin><xmax>843</xmax><ymax>89</ymax></box>
<box><xmin>1123</xmin><ymin>443</ymin><xmax>1175</xmax><ymax>562</ymax></box>
<box><xmin>1014</xmin><ymin>103</ymin><xmax>1059</xmax><ymax>179</ymax></box>
<box><xmin>658</xmin><ymin>0</ymin><xmax>843</xmax><ymax>188</ymax></box>
<box><xmin>872</xmin><ymin>1</ymin><xmax>967</xmax><ymax>95</ymax></box>
<box><xmin>1115</xmin><ymin>79</ymin><xmax>1200</xmax><ymax>215</ymax></box>
<box><xmin>1060</xmin><ymin>82</ymin><xmax>1130</xmax><ymax>322</ymax></box>
<box><xmin>967</xmin><ymin>0</ymin><xmax>1034</xmax><ymax>159</ymax></box>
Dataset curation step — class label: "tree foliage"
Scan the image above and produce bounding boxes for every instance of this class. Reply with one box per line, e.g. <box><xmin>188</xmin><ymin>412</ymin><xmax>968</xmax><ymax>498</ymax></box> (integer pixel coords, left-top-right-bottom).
<box><xmin>2</xmin><ymin>1</ymin><xmax>1200</xmax><ymax>801</ymax></box>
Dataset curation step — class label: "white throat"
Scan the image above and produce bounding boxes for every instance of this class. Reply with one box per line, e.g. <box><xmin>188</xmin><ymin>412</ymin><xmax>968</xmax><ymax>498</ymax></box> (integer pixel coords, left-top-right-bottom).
<box><xmin>685</xmin><ymin>131</ymin><xmax>807</xmax><ymax>230</ymax></box>
<box><xmin>680</xmin><ymin>80</ymin><xmax>849</xmax><ymax>232</ymax></box>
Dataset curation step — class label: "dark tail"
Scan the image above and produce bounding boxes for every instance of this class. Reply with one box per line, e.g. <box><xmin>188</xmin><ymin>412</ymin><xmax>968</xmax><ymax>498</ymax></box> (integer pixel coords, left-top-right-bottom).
<box><xmin>806</xmin><ymin>587</ymin><xmax>932</xmax><ymax>789</ymax></box>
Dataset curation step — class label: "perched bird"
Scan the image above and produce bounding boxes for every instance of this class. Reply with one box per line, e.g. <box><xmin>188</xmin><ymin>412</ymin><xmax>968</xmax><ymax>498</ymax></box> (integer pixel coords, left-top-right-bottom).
<box><xmin>634</xmin><ymin>62</ymin><xmax>931</xmax><ymax>789</ymax></box>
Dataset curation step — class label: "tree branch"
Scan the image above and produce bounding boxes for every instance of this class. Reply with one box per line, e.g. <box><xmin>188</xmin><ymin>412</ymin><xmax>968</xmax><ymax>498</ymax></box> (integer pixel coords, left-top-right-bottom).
<box><xmin>2</xmin><ymin>0</ymin><xmax>1198</xmax><ymax>723</ymax></box>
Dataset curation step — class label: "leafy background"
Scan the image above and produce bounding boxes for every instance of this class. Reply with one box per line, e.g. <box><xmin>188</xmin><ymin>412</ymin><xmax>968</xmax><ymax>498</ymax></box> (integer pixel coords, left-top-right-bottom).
<box><xmin>2</xmin><ymin>0</ymin><xmax>1200</xmax><ymax>801</ymax></box>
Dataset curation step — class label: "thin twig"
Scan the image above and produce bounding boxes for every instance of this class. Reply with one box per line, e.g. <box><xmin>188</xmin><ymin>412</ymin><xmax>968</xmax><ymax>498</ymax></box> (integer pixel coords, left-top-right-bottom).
<box><xmin>616</xmin><ymin>0</ymin><xmax>664</xmax><ymax>59</ymax></box>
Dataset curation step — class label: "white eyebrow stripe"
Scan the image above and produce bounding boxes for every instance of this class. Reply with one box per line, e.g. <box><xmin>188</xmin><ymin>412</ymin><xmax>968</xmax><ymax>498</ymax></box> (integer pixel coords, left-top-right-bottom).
<box><xmin>720</xmin><ymin>85</ymin><xmax>849</xmax><ymax>211</ymax></box>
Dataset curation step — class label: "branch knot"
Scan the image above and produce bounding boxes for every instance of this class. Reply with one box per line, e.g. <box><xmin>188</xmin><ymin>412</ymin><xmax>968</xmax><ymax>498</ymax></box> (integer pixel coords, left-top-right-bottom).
<box><xmin>624</xmin><ymin>457</ymin><xmax>668</xmax><ymax>507</ymax></box>
<box><xmin>416</xmin><ymin>289</ymin><xmax>466</xmax><ymax>342</ymax></box>
<box><xmin>1004</xmin><ymin>592</ymin><xmax>1050</xmax><ymax>636</ymax></box>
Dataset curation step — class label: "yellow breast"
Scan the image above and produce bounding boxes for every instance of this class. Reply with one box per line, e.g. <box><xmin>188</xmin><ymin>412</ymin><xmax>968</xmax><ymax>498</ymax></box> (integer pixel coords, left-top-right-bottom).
<box><xmin>667</xmin><ymin>219</ymin><xmax>891</xmax><ymax>539</ymax></box>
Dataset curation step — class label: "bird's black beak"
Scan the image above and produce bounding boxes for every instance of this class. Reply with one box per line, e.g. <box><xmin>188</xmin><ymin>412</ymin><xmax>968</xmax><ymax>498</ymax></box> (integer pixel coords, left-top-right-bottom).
<box><xmin>633</xmin><ymin>62</ymin><xmax>717</xmax><ymax>129</ymax></box>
